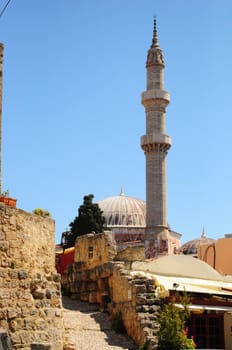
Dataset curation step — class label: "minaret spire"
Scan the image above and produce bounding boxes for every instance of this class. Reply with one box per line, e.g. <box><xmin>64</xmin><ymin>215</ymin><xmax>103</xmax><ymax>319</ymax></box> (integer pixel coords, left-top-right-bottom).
<box><xmin>146</xmin><ymin>17</ymin><xmax>164</xmax><ymax>69</ymax></box>
<box><xmin>152</xmin><ymin>17</ymin><xmax>160</xmax><ymax>48</ymax></box>
<box><xmin>141</xmin><ymin>18</ymin><xmax>171</xmax><ymax>258</ymax></box>
<box><xmin>201</xmin><ymin>227</ymin><xmax>206</xmax><ymax>238</ymax></box>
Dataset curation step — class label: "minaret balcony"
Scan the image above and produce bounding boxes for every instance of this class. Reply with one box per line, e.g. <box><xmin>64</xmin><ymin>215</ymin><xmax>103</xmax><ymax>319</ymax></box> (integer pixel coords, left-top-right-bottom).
<box><xmin>141</xmin><ymin>133</ymin><xmax>171</xmax><ymax>152</ymax></box>
<box><xmin>141</xmin><ymin>89</ymin><xmax>170</xmax><ymax>107</ymax></box>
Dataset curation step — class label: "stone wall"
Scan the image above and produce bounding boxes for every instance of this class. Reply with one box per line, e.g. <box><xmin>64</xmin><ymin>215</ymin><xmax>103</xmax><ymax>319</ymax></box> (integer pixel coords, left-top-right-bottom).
<box><xmin>74</xmin><ymin>231</ymin><xmax>117</xmax><ymax>269</ymax></box>
<box><xmin>62</xmin><ymin>258</ymin><xmax>161</xmax><ymax>349</ymax></box>
<box><xmin>61</xmin><ymin>261</ymin><xmax>116</xmax><ymax>307</ymax></box>
<box><xmin>109</xmin><ymin>267</ymin><xmax>161</xmax><ymax>349</ymax></box>
<box><xmin>0</xmin><ymin>204</ymin><xmax>64</xmax><ymax>349</ymax></box>
<box><xmin>116</xmin><ymin>245</ymin><xmax>144</xmax><ymax>263</ymax></box>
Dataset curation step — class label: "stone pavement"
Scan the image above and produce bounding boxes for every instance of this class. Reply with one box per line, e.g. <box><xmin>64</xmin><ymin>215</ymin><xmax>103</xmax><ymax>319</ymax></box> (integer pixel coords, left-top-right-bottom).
<box><xmin>63</xmin><ymin>296</ymin><xmax>138</xmax><ymax>350</ymax></box>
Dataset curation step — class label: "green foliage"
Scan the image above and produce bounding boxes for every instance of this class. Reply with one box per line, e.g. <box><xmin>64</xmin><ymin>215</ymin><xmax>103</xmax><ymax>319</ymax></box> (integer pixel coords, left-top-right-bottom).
<box><xmin>1</xmin><ymin>189</ymin><xmax>9</xmax><ymax>197</ymax></box>
<box><xmin>137</xmin><ymin>342</ymin><xmax>148</xmax><ymax>350</ymax></box>
<box><xmin>157</xmin><ymin>294</ymin><xmax>196</xmax><ymax>350</ymax></box>
<box><xmin>65</xmin><ymin>194</ymin><xmax>107</xmax><ymax>248</ymax></box>
<box><xmin>33</xmin><ymin>208</ymin><xmax>51</xmax><ymax>217</ymax></box>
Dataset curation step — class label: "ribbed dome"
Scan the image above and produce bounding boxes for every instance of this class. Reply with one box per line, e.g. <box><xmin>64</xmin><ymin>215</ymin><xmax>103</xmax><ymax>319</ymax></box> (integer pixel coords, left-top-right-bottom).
<box><xmin>98</xmin><ymin>192</ymin><xmax>146</xmax><ymax>227</ymax></box>
<box><xmin>180</xmin><ymin>229</ymin><xmax>215</xmax><ymax>255</ymax></box>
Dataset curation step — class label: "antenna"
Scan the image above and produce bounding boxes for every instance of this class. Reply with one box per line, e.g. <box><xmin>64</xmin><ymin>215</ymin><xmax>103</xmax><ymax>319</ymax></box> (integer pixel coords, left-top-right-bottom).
<box><xmin>0</xmin><ymin>0</ymin><xmax>12</xmax><ymax>194</ymax></box>
<box><xmin>0</xmin><ymin>0</ymin><xmax>12</xmax><ymax>18</ymax></box>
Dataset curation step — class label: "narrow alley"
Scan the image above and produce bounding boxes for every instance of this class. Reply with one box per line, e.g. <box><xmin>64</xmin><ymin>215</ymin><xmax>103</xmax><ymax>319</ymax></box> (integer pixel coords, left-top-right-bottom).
<box><xmin>63</xmin><ymin>296</ymin><xmax>138</xmax><ymax>350</ymax></box>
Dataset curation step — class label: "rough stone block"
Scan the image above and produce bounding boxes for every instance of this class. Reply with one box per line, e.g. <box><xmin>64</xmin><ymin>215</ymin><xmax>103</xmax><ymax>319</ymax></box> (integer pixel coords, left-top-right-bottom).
<box><xmin>88</xmin><ymin>291</ymin><xmax>98</xmax><ymax>303</ymax></box>
<box><xmin>5</xmin><ymin>231</ymin><xmax>17</xmax><ymax>240</ymax></box>
<box><xmin>31</xmin><ymin>344</ymin><xmax>52</xmax><ymax>350</ymax></box>
<box><xmin>18</xmin><ymin>270</ymin><xmax>28</xmax><ymax>279</ymax></box>
<box><xmin>80</xmin><ymin>292</ymin><xmax>89</xmax><ymax>302</ymax></box>
<box><xmin>32</xmin><ymin>288</ymin><xmax>46</xmax><ymax>300</ymax></box>
<box><xmin>0</xmin><ymin>241</ymin><xmax>9</xmax><ymax>252</ymax></box>
<box><xmin>63</xmin><ymin>343</ymin><xmax>76</xmax><ymax>350</ymax></box>
<box><xmin>0</xmin><ymin>231</ymin><xmax>5</xmax><ymax>240</ymax></box>
<box><xmin>87</xmin><ymin>281</ymin><xmax>97</xmax><ymax>292</ymax></box>
<box><xmin>135</xmin><ymin>284</ymin><xmax>147</xmax><ymax>293</ymax></box>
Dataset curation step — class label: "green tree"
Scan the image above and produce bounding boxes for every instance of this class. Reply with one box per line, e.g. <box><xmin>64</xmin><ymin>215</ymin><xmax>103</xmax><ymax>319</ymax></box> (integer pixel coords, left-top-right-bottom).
<box><xmin>157</xmin><ymin>294</ymin><xmax>196</xmax><ymax>350</ymax></box>
<box><xmin>64</xmin><ymin>194</ymin><xmax>107</xmax><ymax>248</ymax></box>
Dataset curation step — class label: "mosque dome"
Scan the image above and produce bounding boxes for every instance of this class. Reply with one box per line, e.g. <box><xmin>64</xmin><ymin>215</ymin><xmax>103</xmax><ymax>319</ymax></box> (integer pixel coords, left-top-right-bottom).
<box><xmin>180</xmin><ymin>229</ymin><xmax>215</xmax><ymax>256</ymax></box>
<box><xmin>98</xmin><ymin>191</ymin><xmax>146</xmax><ymax>227</ymax></box>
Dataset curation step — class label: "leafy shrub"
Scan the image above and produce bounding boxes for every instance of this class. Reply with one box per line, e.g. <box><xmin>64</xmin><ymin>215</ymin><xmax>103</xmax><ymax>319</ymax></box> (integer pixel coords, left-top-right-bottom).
<box><xmin>33</xmin><ymin>208</ymin><xmax>51</xmax><ymax>217</ymax></box>
<box><xmin>138</xmin><ymin>342</ymin><xmax>148</xmax><ymax>350</ymax></box>
<box><xmin>157</xmin><ymin>294</ymin><xmax>196</xmax><ymax>350</ymax></box>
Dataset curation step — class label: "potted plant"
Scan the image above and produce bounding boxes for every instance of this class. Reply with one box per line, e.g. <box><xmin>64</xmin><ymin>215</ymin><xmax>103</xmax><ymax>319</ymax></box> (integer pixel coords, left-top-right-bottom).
<box><xmin>0</xmin><ymin>190</ymin><xmax>17</xmax><ymax>207</ymax></box>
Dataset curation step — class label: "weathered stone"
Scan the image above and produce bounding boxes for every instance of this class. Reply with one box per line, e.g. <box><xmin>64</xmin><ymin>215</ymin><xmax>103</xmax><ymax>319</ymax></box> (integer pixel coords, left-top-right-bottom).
<box><xmin>80</xmin><ymin>292</ymin><xmax>89</xmax><ymax>302</ymax></box>
<box><xmin>9</xmin><ymin>215</ymin><xmax>16</xmax><ymax>226</ymax></box>
<box><xmin>5</xmin><ymin>230</ymin><xmax>17</xmax><ymax>240</ymax></box>
<box><xmin>9</xmin><ymin>269</ymin><xmax>18</xmax><ymax>279</ymax></box>
<box><xmin>24</xmin><ymin>318</ymin><xmax>35</xmax><ymax>330</ymax></box>
<box><xmin>44</xmin><ymin>309</ymin><xmax>55</xmax><ymax>318</ymax></box>
<box><xmin>32</xmin><ymin>288</ymin><xmax>46</xmax><ymax>300</ymax></box>
<box><xmin>136</xmin><ymin>294</ymin><xmax>147</xmax><ymax>305</ymax></box>
<box><xmin>7</xmin><ymin>307</ymin><xmax>20</xmax><ymax>320</ymax></box>
<box><xmin>0</xmin><ymin>241</ymin><xmax>9</xmax><ymax>251</ymax></box>
<box><xmin>31</xmin><ymin>343</ymin><xmax>52</xmax><ymax>349</ymax></box>
<box><xmin>132</xmin><ymin>278</ymin><xmax>147</xmax><ymax>285</ymax></box>
<box><xmin>45</xmin><ymin>289</ymin><xmax>57</xmax><ymax>299</ymax></box>
<box><xmin>74</xmin><ymin>232</ymin><xmax>117</xmax><ymax>268</ymax></box>
<box><xmin>116</xmin><ymin>246</ymin><xmax>145</xmax><ymax>262</ymax></box>
<box><xmin>86</xmin><ymin>281</ymin><xmax>97</xmax><ymax>291</ymax></box>
<box><xmin>18</xmin><ymin>330</ymin><xmax>35</xmax><ymax>344</ymax></box>
<box><xmin>10</xmin><ymin>332</ymin><xmax>21</xmax><ymax>344</ymax></box>
<box><xmin>0</xmin><ymin>231</ymin><xmax>5</xmax><ymax>240</ymax></box>
<box><xmin>61</xmin><ymin>233</ymin><xmax>163</xmax><ymax>349</ymax></box>
<box><xmin>0</xmin><ymin>289</ymin><xmax>10</xmax><ymax>299</ymax></box>
<box><xmin>63</xmin><ymin>343</ymin><xmax>76</xmax><ymax>350</ymax></box>
<box><xmin>0</xmin><ymin>205</ymin><xmax>64</xmax><ymax>349</ymax></box>
<box><xmin>18</xmin><ymin>270</ymin><xmax>28</xmax><ymax>279</ymax></box>
<box><xmin>0</xmin><ymin>309</ymin><xmax>7</xmax><ymax>320</ymax></box>
<box><xmin>55</xmin><ymin>309</ymin><xmax>62</xmax><ymax>317</ymax></box>
<box><xmin>88</xmin><ymin>291</ymin><xmax>98</xmax><ymax>303</ymax></box>
<box><xmin>0</xmin><ymin>268</ymin><xmax>6</xmax><ymax>277</ymax></box>
<box><xmin>135</xmin><ymin>284</ymin><xmax>147</xmax><ymax>293</ymax></box>
<box><xmin>19</xmin><ymin>279</ymin><xmax>30</xmax><ymax>288</ymax></box>
<box><xmin>52</xmin><ymin>273</ymin><xmax>60</xmax><ymax>282</ymax></box>
<box><xmin>23</xmin><ymin>290</ymin><xmax>33</xmax><ymax>300</ymax></box>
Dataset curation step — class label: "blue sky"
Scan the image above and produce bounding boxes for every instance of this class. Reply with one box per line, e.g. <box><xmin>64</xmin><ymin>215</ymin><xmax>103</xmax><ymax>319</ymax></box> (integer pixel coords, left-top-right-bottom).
<box><xmin>1</xmin><ymin>0</ymin><xmax>232</xmax><ymax>244</ymax></box>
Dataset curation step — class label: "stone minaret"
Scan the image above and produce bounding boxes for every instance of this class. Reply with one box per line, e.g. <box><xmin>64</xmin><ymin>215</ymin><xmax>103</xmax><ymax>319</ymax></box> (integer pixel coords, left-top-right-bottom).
<box><xmin>0</xmin><ymin>43</ymin><xmax>3</xmax><ymax>195</ymax></box>
<box><xmin>141</xmin><ymin>18</ymin><xmax>171</xmax><ymax>258</ymax></box>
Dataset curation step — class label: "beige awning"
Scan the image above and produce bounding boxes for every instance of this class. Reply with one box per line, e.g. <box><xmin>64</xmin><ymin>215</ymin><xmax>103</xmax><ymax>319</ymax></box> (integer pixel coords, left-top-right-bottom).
<box><xmin>155</xmin><ymin>274</ymin><xmax>232</xmax><ymax>297</ymax></box>
<box><xmin>174</xmin><ymin>303</ymin><xmax>232</xmax><ymax>312</ymax></box>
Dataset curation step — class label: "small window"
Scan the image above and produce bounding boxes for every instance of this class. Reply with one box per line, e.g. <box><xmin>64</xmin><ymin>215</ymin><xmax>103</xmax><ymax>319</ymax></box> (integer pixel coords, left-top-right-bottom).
<box><xmin>88</xmin><ymin>246</ymin><xmax>93</xmax><ymax>259</ymax></box>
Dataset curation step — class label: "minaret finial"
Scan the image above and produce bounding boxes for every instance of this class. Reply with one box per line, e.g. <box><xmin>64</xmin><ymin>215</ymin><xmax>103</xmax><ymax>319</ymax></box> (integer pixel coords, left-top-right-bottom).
<box><xmin>146</xmin><ymin>17</ymin><xmax>164</xmax><ymax>67</ymax></box>
<box><xmin>201</xmin><ymin>227</ymin><xmax>206</xmax><ymax>238</ymax></box>
<box><xmin>152</xmin><ymin>16</ymin><xmax>160</xmax><ymax>48</ymax></box>
<box><xmin>120</xmin><ymin>187</ymin><xmax>125</xmax><ymax>196</ymax></box>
